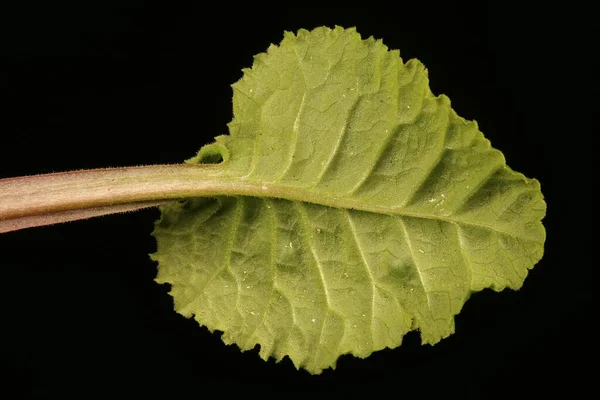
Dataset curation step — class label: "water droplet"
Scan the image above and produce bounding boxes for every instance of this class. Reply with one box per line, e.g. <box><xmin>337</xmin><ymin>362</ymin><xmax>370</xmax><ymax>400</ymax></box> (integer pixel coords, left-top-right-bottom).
<box><xmin>407</xmin><ymin>105</ymin><xmax>411</xmax><ymax>109</ymax></box>
<box><xmin>289</xmin><ymin>242</ymin><xmax>293</xmax><ymax>249</ymax></box>
<box><xmin>250</xmin><ymin>311</ymin><xmax>256</xmax><ymax>315</ymax></box>
<box><xmin>261</xmin><ymin>185</ymin><xmax>267</xmax><ymax>190</ymax></box>
<box><xmin>428</xmin><ymin>198</ymin><xmax>437</xmax><ymax>203</ymax></box>
<box><xmin>418</xmin><ymin>249</ymin><xmax>424</xmax><ymax>253</ymax></box>
<box><xmin>362</xmin><ymin>313</ymin><xmax>366</xmax><ymax>317</ymax></box>
<box><xmin>312</xmin><ymin>318</ymin><xmax>316</xmax><ymax>323</ymax></box>
<box><xmin>353</xmin><ymin>324</ymin><xmax>357</xmax><ymax>328</ymax></box>
<box><xmin>343</xmin><ymin>272</ymin><xmax>348</xmax><ymax>278</ymax></box>
<box><xmin>243</xmin><ymin>270</ymin><xmax>247</xmax><ymax>274</ymax></box>
<box><xmin>410</xmin><ymin>288</ymin><xmax>414</xmax><ymax>292</ymax></box>
<box><xmin>316</xmin><ymin>228</ymin><xmax>321</xmax><ymax>233</ymax></box>
<box><xmin>246</xmin><ymin>285</ymin><xmax>251</xmax><ymax>289</ymax></box>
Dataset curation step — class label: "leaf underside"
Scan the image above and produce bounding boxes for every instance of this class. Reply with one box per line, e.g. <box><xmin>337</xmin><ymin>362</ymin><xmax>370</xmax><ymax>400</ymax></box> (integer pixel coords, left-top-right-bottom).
<box><xmin>151</xmin><ymin>26</ymin><xmax>546</xmax><ymax>374</ymax></box>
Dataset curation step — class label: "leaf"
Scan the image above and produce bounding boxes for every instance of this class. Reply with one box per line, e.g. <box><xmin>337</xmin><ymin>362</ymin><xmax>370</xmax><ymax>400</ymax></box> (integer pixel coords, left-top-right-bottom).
<box><xmin>151</xmin><ymin>26</ymin><xmax>546</xmax><ymax>374</ymax></box>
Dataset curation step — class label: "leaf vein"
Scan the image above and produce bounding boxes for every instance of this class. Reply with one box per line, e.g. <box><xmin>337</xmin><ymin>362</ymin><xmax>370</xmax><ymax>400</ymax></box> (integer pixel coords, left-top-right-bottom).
<box><xmin>452</xmin><ymin>221</ymin><xmax>474</xmax><ymax>292</ymax></box>
<box><xmin>398</xmin><ymin>217</ymin><xmax>432</xmax><ymax>309</ymax></box>
<box><xmin>344</xmin><ymin>210</ymin><xmax>376</xmax><ymax>347</ymax></box>
<box><xmin>294</xmin><ymin>201</ymin><xmax>332</xmax><ymax>365</ymax></box>
<box><xmin>230</xmin><ymin>197</ymin><xmax>246</xmax><ymax>322</ymax></box>
<box><xmin>453</xmin><ymin>165</ymin><xmax>502</xmax><ymax>212</ymax></box>
<box><xmin>244</xmin><ymin>199</ymin><xmax>278</xmax><ymax>348</ymax></box>
<box><xmin>194</xmin><ymin>198</ymin><xmax>242</xmax><ymax>295</ymax></box>
<box><xmin>314</xmin><ymin>95</ymin><xmax>362</xmax><ymax>186</ymax></box>
<box><xmin>399</xmin><ymin>100</ymin><xmax>451</xmax><ymax>207</ymax></box>
<box><xmin>276</xmin><ymin>92</ymin><xmax>307</xmax><ymax>181</ymax></box>
<box><xmin>498</xmin><ymin>232</ymin><xmax>525</xmax><ymax>281</ymax></box>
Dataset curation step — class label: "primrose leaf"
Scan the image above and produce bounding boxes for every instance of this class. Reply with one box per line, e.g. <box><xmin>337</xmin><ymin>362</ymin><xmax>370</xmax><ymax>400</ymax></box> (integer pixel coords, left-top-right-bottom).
<box><xmin>151</xmin><ymin>26</ymin><xmax>546</xmax><ymax>374</ymax></box>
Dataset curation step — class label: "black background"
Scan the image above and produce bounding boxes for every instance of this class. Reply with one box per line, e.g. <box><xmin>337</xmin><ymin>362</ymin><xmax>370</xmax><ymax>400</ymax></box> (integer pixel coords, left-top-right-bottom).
<box><xmin>0</xmin><ymin>2</ymin><xmax>588</xmax><ymax>397</ymax></box>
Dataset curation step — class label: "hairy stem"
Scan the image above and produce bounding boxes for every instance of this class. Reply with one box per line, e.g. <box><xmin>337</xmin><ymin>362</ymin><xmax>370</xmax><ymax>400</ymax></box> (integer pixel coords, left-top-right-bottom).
<box><xmin>0</xmin><ymin>164</ymin><xmax>234</xmax><ymax>233</ymax></box>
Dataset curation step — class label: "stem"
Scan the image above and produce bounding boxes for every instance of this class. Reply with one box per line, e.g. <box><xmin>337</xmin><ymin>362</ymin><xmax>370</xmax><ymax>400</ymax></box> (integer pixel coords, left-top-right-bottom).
<box><xmin>0</xmin><ymin>163</ymin><xmax>246</xmax><ymax>233</ymax></box>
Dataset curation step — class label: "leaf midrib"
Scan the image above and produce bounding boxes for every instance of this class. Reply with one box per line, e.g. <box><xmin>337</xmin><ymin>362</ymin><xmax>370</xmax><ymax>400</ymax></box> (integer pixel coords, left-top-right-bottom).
<box><xmin>201</xmin><ymin>170</ymin><xmax>540</xmax><ymax>243</ymax></box>
<box><xmin>147</xmin><ymin>163</ymin><xmax>538</xmax><ymax>243</ymax></box>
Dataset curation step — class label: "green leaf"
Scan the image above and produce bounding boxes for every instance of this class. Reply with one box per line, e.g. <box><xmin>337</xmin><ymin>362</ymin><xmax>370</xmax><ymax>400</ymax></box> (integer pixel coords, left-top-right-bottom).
<box><xmin>151</xmin><ymin>26</ymin><xmax>546</xmax><ymax>374</ymax></box>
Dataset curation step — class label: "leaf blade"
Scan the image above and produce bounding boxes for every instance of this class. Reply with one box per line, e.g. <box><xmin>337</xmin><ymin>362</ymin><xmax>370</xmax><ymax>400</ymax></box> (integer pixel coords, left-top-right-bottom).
<box><xmin>153</xmin><ymin>26</ymin><xmax>546</xmax><ymax>374</ymax></box>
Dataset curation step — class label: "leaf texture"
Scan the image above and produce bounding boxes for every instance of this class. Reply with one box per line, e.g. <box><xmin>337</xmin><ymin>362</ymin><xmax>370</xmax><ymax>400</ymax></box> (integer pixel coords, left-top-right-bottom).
<box><xmin>151</xmin><ymin>26</ymin><xmax>546</xmax><ymax>374</ymax></box>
